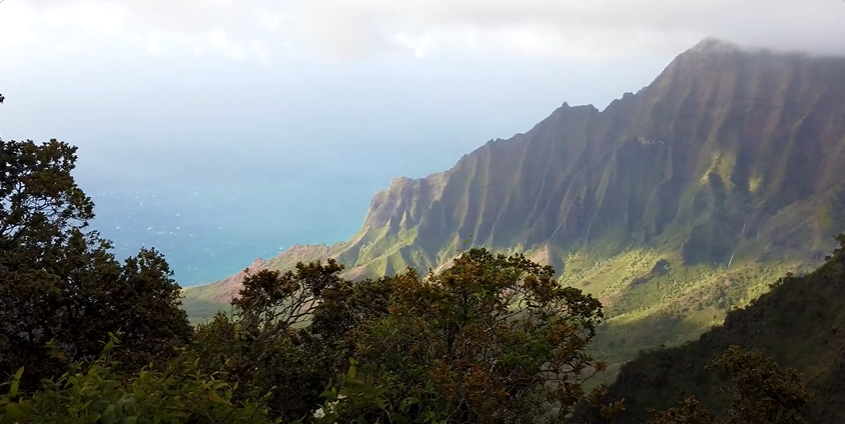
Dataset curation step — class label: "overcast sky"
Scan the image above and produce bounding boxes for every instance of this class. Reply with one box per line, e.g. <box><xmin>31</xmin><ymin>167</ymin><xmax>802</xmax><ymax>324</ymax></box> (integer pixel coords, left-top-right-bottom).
<box><xmin>2</xmin><ymin>0</ymin><xmax>841</xmax><ymax>163</ymax></box>
<box><xmin>3</xmin><ymin>0</ymin><xmax>843</xmax><ymax>61</ymax></box>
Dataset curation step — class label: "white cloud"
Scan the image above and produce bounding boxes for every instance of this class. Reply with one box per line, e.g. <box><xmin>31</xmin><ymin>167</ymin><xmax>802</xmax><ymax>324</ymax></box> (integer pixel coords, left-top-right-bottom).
<box><xmin>3</xmin><ymin>0</ymin><xmax>845</xmax><ymax>62</ymax></box>
<box><xmin>207</xmin><ymin>31</ymin><xmax>229</xmax><ymax>50</ymax></box>
<box><xmin>249</xmin><ymin>40</ymin><xmax>271</xmax><ymax>65</ymax></box>
<box><xmin>42</xmin><ymin>1</ymin><xmax>124</xmax><ymax>35</ymax></box>
<box><xmin>146</xmin><ymin>37</ymin><xmax>161</xmax><ymax>55</ymax></box>
<box><xmin>0</xmin><ymin>2</ymin><xmax>39</xmax><ymax>48</ymax></box>
<box><xmin>391</xmin><ymin>33</ymin><xmax>435</xmax><ymax>59</ymax></box>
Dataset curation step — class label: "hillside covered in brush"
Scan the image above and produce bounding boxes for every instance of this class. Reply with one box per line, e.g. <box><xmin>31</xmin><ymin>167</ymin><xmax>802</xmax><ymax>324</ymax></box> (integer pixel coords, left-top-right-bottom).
<box><xmin>604</xmin><ymin>234</ymin><xmax>845</xmax><ymax>424</ymax></box>
<box><xmin>185</xmin><ymin>37</ymin><xmax>845</xmax><ymax>360</ymax></box>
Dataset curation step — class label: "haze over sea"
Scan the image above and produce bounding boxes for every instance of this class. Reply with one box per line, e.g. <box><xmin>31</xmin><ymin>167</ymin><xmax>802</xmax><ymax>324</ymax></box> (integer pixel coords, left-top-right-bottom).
<box><xmin>1</xmin><ymin>33</ymin><xmax>672</xmax><ymax>287</ymax></box>
<box><xmin>75</xmin><ymin>130</ymin><xmax>477</xmax><ymax>287</ymax></box>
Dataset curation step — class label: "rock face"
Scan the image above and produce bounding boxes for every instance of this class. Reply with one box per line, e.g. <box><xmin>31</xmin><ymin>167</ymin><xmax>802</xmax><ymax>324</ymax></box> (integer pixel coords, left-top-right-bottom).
<box><xmin>185</xmin><ymin>37</ymin><xmax>845</xmax><ymax>356</ymax></box>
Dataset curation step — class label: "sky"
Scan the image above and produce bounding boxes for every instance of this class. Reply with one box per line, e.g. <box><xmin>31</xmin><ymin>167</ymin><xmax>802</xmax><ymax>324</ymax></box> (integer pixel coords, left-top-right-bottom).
<box><xmin>0</xmin><ymin>0</ymin><xmax>842</xmax><ymax>285</ymax></box>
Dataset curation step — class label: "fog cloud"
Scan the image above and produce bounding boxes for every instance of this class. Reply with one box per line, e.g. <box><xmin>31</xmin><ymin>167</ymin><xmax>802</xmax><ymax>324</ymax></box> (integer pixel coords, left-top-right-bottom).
<box><xmin>2</xmin><ymin>0</ymin><xmax>843</xmax><ymax>61</ymax></box>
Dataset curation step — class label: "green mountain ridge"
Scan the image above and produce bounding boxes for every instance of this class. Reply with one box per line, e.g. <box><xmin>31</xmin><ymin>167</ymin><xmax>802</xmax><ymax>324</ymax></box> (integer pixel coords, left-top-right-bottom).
<box><xmin>184</xmin><ymin>37</ymin><xmax>845</xmax><ymax>361</ymax></box>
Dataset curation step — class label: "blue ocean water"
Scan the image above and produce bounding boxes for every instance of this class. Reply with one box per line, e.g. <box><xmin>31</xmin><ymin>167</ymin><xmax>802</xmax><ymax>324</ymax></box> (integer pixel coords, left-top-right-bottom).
<box><xmin>84</xmin><ymin>182</ymin><xmax>371</xmax><ymax>287</ymax></box>
<box><xmin>72</xmin><ymin>135</ymin><xmax>477</xmax><ymax>288</ymax></box>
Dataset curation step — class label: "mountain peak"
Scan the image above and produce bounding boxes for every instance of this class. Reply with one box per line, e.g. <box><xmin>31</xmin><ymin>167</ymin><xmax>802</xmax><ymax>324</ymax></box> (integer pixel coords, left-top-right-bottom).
<box><xmin>683</xmin><ymin>36</ymin><xmax>827</xmax><ymax>58</ymax></box>
<box><xmin>687</xmin><ymin>36</ymin><xmax>763</xmax><ymax>54</ymax></box>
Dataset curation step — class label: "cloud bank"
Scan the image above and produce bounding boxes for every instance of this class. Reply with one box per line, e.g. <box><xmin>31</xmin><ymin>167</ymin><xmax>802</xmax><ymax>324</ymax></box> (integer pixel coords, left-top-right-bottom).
<box><xmin>2</xmin><ymin>0</ymin><xmax>843</xmax><ymax>62</ymax></box>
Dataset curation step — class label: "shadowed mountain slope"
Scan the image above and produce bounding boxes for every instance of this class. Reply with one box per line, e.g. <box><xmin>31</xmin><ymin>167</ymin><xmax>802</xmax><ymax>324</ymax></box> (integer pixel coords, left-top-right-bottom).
<box><xmin>605</xmin><ymin>235</ymin><xmax>845</xmax><ymax>424</ymax></box>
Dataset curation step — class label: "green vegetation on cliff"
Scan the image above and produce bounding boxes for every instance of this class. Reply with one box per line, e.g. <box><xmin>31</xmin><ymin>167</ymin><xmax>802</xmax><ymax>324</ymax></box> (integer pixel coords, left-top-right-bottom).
<box><xmin>185</xmin><ymin>38</ymin><xmax>845</xmax><ymax>370</ymax></box>
<box><xmin>604</xmin><ymin>233</ymin><xmax>845</xmax><ymax>424</ymax></box>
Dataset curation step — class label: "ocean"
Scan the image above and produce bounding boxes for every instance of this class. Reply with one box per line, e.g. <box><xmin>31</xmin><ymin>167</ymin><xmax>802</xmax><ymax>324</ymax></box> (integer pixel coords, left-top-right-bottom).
<box><xmin>83</xmin><ymin>181</ymin><xmax>372</xmax><ymax>287</ymax></box>
<box><xmin>72</xmin><ymin>133</ymin><xmax>477</xmax><ymax>288</ymax></box>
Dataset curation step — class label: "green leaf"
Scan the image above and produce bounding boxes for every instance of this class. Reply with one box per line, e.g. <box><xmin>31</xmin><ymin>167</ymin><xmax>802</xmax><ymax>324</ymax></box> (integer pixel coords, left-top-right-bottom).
<box><xmin>9</xmin><ymin>380</ymin><xmax>19</xmax><ymax>398</ymax></box>
<box><xmin>85</xmin><ymin>412</ymin><xmax>102</xmax><ymax>424</ymax></box>
<box><xmin>4</xmin><ymin>402</ymin><xmax>22</xmax><ymax>419</ymax></box>
<box><xmin>102</xmin><ymin>404</ymin><xmax>118</xmax><ymax>424</ymax></box>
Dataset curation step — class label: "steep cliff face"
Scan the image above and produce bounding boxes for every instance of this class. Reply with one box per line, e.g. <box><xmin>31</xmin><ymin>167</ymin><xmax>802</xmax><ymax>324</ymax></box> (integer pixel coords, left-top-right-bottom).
<box><xmin>184</xmin><ymin>37</ymin><xmax>845</xmax><ymax>358</ymax></box>
<box><xmin>332</xmin><ymin>39</ymin><xmax>845</xmax><ymax>278</ymax></box>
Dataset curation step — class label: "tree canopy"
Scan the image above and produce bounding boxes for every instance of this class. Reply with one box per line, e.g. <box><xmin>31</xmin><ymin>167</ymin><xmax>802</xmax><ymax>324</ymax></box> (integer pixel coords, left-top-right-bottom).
<box><xmin>0</xmin><ymin>138</ymin><xmax>193</xmax><ymax>389</ymax></box>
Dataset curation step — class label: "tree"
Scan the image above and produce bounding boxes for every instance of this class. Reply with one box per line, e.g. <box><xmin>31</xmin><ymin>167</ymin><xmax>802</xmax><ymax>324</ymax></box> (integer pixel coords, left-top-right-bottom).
<box><xmin>192</xmin><ymin>309</ymin><xmax>328</xmax><ymax>422</ymax></box>
<box><xmin>707</xmin><ymin>346</ymin><xmax>809</xmax><ymax>424</ymax></box>
<box><xmin>192</xmin><ymin>250</ymin><xmax>611</xmax><ymax>423</ymax></box>
<box><xmin>824</xmin><ymin>232</ymin><xmax>845</xmax><ymax>262</ymax></box>
<box><xmin>0</xmin><ymin>334</ymin><xmax>277</xmax><ymax>424</ymax></box>
<box><xmin>645</xmin><ymin>396</ymin><xmax>722</xmax><ymax>424</ymax></box>
<box><xmin>231</xmin><ymin>259</ymin><xmax>346</xmax><ymax>332</ymax></box>
<box><xmin>230</xmin><ymin>261</ymin><xmax>349</xmax><ymax>420</ymax></box>
<box><xmin>192</xmin><ymin>259</ymin><xmax>399</xmax><ymax>423</ymax></box>
<box><xmin>644</xmin><ymin>346</ymin><xmax>810</xmax><ymax>424</ymax></box>
<box><xmin>348</xmin><ymin>248</ymin><xmax>607</xmax><ymax>424</ymax></box>
<box><xmin>0</xmin><ymin>139</ymin><xmax>192</xmax><ymax>389</ymax></box>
